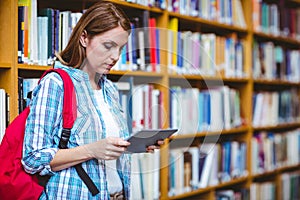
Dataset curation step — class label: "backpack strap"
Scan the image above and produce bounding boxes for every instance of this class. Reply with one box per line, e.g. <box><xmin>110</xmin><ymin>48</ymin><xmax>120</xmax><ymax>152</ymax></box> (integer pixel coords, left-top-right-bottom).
<box><xmin>39</xmin><ymin>69</ymin><xmax>100</xmax><ymax>196</ymax></box>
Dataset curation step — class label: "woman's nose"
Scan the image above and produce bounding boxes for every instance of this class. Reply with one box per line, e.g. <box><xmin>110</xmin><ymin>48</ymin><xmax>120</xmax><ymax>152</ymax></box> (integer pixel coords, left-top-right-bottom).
<box><xmin>110</xmin><ymin>49</ymin><xmax>120</xmax><ymax>61</ymax></box>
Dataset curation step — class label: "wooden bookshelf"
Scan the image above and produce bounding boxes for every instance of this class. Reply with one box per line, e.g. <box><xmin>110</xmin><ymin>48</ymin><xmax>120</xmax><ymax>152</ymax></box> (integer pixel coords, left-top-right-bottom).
<box><xmin>1</xmin><ymin>0</ymin><xmax>300</xmax><ymax>199</ymax></box>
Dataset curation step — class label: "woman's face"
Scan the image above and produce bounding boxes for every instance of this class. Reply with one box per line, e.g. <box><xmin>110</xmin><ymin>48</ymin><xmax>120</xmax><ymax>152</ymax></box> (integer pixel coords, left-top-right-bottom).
<box><xmin>80</xmin><ymin>26</ymin><xmax>129</xmax><ymax>76</ymax></box>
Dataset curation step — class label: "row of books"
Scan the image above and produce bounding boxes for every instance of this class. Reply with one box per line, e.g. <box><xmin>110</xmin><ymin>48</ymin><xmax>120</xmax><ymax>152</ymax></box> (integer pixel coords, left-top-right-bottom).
<box><xmin>0</xmin><ymin>89</ymin><xmax>9</xmax><ymax>144</ymax></box>
<box><xmin>252</xmin><ymin>90</ymin><xmax>300</xmax><ymax>127</ymax></box>
<box><xmin>18</xmin><ymin>1</ymin><xmax>162</xmax><ymax>73</ymax></box>
<box><xmin>252</xmin><ymin>41</ymin><xmax>300</xmax><ymax>82</ymax></box>
<box><xmin>170</xmin><ymin>86</ymin><xmax>242</xmax><ymax>134</ymax></box>
<box><xmin>216</xmin><ymin>189</ymin><xmax>249</xmax><ymax>200</ymax></box>
<box><xmin>168</xmin><ymin>142</ymin><xmax>248</xmax><ymax>196</ymax></box>
<box><xmin>18</xmin><ymin>0</ymin><xmax>83</xmax><ymax>65</ymax></box>
<box><xmin>167</xmin><ymin>0</ymin><xmax>246</xmax><ymax>28</ymax></box>
<box><xmin>18</xmin><ymin>77</ymin><xmax>39</xmax><ymax>113</ymax></box>
<box><xmin>250</xmin><ymin>181</ymin><xmax>276</xmax><ymax>200</ymax></box>
<box><xmin>114</xmin><ymin>14</ymin><xmax>161</xmax><ymax>72</ymax></box>
<box><xmin>17</xmin><ymin>76</ymin><xmax>165</xmax><ymax>133</ymax></box>
<box><xmin>131</xmin><ymin>84</ymin><xmax>164</xmax><ymax>132</ymax></box>
<box><xmin>251</xmin><ymin>129</ymin><xmax>300</xmax><ymax>175</ymax></box>
<box><xmin>252</xmin><ymin>0</ymin><xmax>300</xmax><ymax>40</ymax></box>
<box><xmin>168</xmin><ymin>18</ymin><xmax>245</xmax><ymax>77</ymax></box>
<box><xmin>130</xmin><ymin>150</ymin><xmax>160</xmax><ymax>200</ymax></box>
<box><xmin>281</xmin><ymin>171</ymin><xmax>300</xmax><ymax>200</ymax></box>
<box><xmin>125</xmin><ymin>0</ymin><xmax>167</xmax><ymax>9</ymax></box>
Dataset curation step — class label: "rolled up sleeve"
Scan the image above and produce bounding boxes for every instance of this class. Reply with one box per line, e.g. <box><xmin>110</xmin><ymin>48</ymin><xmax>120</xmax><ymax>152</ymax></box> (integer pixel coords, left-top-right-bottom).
<box><xmin>22</xmin><ymin>73</ymin><xmax>63</xmax><ymax>176</ymax></box>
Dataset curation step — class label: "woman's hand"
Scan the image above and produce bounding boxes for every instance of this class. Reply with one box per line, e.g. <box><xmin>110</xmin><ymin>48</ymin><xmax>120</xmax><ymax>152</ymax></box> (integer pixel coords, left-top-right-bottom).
<box><xmin>146</xmin><ymin>140</ymin><xmax>164</xmax><ymax>153</ymax></box>
<box><xmin>84</xmin><ymin>137</ymin><xmax>130</xmax><ymax>160</ymax></box>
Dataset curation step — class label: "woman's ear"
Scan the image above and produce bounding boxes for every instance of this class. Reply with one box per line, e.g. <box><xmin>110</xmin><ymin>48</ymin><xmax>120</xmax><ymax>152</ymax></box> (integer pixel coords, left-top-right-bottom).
<box><xmin>79</xmin><ymin>30</ymin><xmax>88</xmax><ymax>47</ymax></box>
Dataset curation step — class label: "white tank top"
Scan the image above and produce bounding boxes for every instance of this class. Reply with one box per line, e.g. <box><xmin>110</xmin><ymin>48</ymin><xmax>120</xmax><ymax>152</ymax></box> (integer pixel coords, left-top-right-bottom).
<box><xmin>94</xmin><ymin>89</ymin><xmax>123</xmax><ymax>194</ymax></box>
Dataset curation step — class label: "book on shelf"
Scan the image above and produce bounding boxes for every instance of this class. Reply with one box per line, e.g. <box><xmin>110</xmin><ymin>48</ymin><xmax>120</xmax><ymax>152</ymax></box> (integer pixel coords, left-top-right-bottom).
<box><xmin>216</xmin><ymin>188</ymin><xmax>249</xmax><ymax>200</ymax></box>
<box><xmin>252</xmin><ymin>130</ymin><xmax>300</xmax><ymax>175</ymax></box>
<box><xmin>253</xmin><ymin>0</ymin><xmax>300</xmax><ymax>39</ymax></box>
<box><xmin>18</xmin><ymin>77</ymin><xmax>39</xmax><ymax>109</ymax></box>
<box><xmin>168</xmin><ymin>0</ymin><xmax>246</xmax><ymax>27</ymax></box>
<box><xmin>130</xmin><ymin>150</ymin><xmax>160</xmax><ymax>200</ymax></box>
<box><xmin>114</xmin><ymin>16</ymin><xmax>161</xmax><ymax>72</ymax></box>
<box><xmin>168</xmin><ymin>141</ymin><xmax>247</xmax><ymax>196</ymax></box>
<box><xmin>250</xmin><ymin>182</ymin><xmax>276</xmax><ymax>200</ymax></box>
<box><xmin>168</xmin><ymin>17</ymin><xmax>178</xmax><ymax>74</ymax></box>
<box><xmin>114</xmin><ymin>77</ymin><xmax>133</xmax><ymax>134</ymax></box>
<box><xmin>281</xmin><ymin>172</ymin><xmax>300</xmax><ymax>200</ymax></box>
<box><xmin>252</xmin><ymin>90</ymin><xmax>300</xmax><ymax>127</ymax></box>
<box><xmin>131</xmin><ymin>84</ymin><xmax>163</xmax><ymax>132</ymax></box>
<box><xmin>170</xmin><ymin>86</ymin><xmax>242</xmax><ymax>134</ymax></box>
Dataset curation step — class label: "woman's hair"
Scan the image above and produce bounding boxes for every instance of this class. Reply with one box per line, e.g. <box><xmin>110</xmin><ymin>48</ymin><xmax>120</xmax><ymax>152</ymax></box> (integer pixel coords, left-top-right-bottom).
<box><xmin>56</xmin><ymin>1</ymin><xmax>131</xmax><ymax>68</ymax></box>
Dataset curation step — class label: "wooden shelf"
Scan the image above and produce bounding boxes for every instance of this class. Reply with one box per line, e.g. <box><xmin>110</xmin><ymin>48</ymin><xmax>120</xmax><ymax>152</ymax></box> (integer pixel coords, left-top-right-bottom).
<box><xmin>169</xmin><ymin>177</ymin><xmax>248</xmax><ymax>200</ymax></box>
<box><xmin>170</xmin><ymin>126</ymin><xmax>249</xmax><ymax>140</ymax></box>
<box><xmin>0</xmin><ymin>63</ymin><xmax>11</xmax><ymax>69</ymax></box>
<box><xmin>18</xmin><ymin>64</ymin><xmax>52</xmax><ymax>71</ymax></box>
<box><xmin>168</xmin><ymin>12</ymin><xmax>248</xmax><ymax>34</ymax></box>
<box><xmin>253</xmin><ymin>122</ymin><xmax>300</xmax><ymax>132</ymax></box>
<box><xmin>252</xmin><ymin>164</ymin><xmax>300</xmax><ymax>180</ymax></box>
<box><xmin>253</xmin><ymin>79</ymin><xmax>300</xmax><ymax>87</ymax></box>
<box><xmin>109</xmin><ymin>69</ymin><xmax>164</xmax><ymax>77</ymax></box>
<box><xmin>108</xmin><ymin>0</ymin><xmax>164</xmax><ymax>13</ymax></box>
<box><xmin>169</xmin><ymin>74</ymin><xmax>249</xmax><ymax>83</ymax></box>
<box><xmin>253</xmin><ymin>31</ymin><xmax>300</xmax><ymax>47</ymax></box>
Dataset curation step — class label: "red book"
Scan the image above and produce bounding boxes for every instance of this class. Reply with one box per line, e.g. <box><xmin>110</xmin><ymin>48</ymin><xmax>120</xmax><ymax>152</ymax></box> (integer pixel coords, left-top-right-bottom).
<box><xmin>149</xmin><ymin>18</ymin><xmax>157</xmax><ymax>72</ymax></box>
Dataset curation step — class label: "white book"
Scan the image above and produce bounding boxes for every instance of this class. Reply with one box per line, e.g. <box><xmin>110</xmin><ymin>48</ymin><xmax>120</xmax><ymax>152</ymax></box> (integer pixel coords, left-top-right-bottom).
<box><xmin>209</xmin><ymin>89</ymin><xmax>223</xmax><ymax>131</ymax></box>
<box><xmin>175</xmin><ymin>149</ymin><xmax>184</xmax><ymax>195</ymax></box>
<box><xmin>130</xmin><ymin>154</ymin><xmax>143</xmax><ymax>199</ymax></box>
<box><xmin>186</xmin><ymin>31</ymin><xmax>193</xmax><ymax>74</ymax></box>
<box><xmin>208</xmin><ymin>144</ymin><xmax>219</xmax><ymax>186</ymax></box>
<box><xmin>127</xmin><ymin>29</ymin><xmax>134</xmax><ymax>70</ymax></box>
<box><xmin>143</xmin><ymin>85</ymin><xmax>150</xmax><ymax>129</ymax></box>
<box><xmin>222</xmin><ymin>86</ymin><xmax>231</xmax><ymax>129</ymax></box>
<box><xmin>152</xmin><ymin>149</ymin><xmax>160</xmax><ymax>200</ymax></box>
<box><xmin>62</xmin><ymin>11</ymin><xmax>71</xmax><ymax>51</ymax></box>
<box><xmin>151</xmin><ymin>89</ymin><xmax>160</xmax><ymax>129</ymax></box>
<box><xmin>188</xmin><ymin>88</ymin><xmax>199</xmax><ymax>134</ymax></box>
<box><xmin>170</xmin><ymin>88</ymin><xmax>179</xmax><ymax>131</ymax></box>
<box><xmin>251</xmin><ymin>137</ymin><xmax>258</xmax><ymax>174</ymax></box>
<box><xmin>198</xmin><ymin>143</ymin><xmax>215</xmax><ymax>188</ymax></box>
<box><xmin>252</xmin><ymin>93</ymin><xmax>264</xmax><ymax>127</ymax></box>
<box><xmin>140</xmin><ymin>153</ymin><xmax>154</xmax><ymax>200</ymax></box>
<box><xmin>230</xmin><ymin>141</ymin><xmax>240</xmax><ymax>178</ymax></box>
<box><xmin>138</xmin><ymin>30</ymin><xmax>145</xmax><ymax>70</ymax></box>
<box><xmin>234</xmin><ymin>0</ymin><xmax>246</xmax><ymax>28</ymax></box>
<box><xmin>188</xmin><ymin>146</ymin><xmax>199</xmax><ymax>189</ymax></box>
<box><xmin>37</xmin><ymin>17</ymin><xmax>48</xmax><ymax>66</ymax></box>
<box><xmin>30</xmin><ymin>0</ymin><xmax>38</xmax><ymax>64</ymax></box>
<box><xmin>132</xmin><ymin>85</ymin><xmax>144</xmax><ymax>131</ymax></box>
<box><xmin>281</xmin><ymin>173</ymin><xmax>291</xmax><ymax>200</ymax></box>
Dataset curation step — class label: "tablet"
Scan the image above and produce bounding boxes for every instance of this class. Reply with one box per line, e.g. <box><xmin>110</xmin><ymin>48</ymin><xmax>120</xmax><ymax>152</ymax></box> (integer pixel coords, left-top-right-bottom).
<box><xmin>125</xmin><ymin>129</ymin><xmax>178</xmax><ymax>153</ymax></box>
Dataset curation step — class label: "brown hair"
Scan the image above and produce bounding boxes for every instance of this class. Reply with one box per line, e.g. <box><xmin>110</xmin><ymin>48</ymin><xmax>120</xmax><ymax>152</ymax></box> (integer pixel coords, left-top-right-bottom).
<box><xmin>56</xmin><ymin>1</ymin><xmax>131</xmax><ymax>68</ymax></box>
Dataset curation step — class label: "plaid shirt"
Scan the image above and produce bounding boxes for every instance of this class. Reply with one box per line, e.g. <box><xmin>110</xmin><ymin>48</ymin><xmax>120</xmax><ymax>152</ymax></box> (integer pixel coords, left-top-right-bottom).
<box><xmin>22</xmin><ymin>61</ymin><xmax>131</xmax><ymax>199</ymax></box>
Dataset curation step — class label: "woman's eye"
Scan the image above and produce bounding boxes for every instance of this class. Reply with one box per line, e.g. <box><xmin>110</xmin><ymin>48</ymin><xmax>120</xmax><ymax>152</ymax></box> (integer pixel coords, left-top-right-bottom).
<box><xmin>103</xmin><ymin>43</ymin><xmax>113</xmax><ymax>50</ymax></box>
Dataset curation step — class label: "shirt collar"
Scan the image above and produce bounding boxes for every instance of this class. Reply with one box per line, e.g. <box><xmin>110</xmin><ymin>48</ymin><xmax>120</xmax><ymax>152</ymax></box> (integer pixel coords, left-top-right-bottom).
<box><xmin>54</xmin><ymin>61</ymin><xmax>107</xmax><ymax>84</ymax></box>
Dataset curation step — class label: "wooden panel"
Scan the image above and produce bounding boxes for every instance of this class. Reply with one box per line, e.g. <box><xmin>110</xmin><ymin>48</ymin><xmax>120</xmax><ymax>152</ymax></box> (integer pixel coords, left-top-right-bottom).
<box><xmin>0</xmin><ymin>0</ymin><xmax>14</xmax><ymax>64</ymax></box>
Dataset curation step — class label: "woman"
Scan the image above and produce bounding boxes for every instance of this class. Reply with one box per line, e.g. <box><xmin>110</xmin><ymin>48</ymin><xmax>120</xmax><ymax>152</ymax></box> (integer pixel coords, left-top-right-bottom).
<box><xmin>22</xmin><ymin>1</ymin><xmax>161</xmax><ymax>199</ymax></box>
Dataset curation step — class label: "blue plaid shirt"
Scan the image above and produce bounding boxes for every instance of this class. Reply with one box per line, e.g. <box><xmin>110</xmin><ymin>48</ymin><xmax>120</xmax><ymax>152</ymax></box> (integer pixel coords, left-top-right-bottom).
<box><xmin>22</xmin><ymin>61</ymin><xmax>131</xmax><ymax>199</ymax></box>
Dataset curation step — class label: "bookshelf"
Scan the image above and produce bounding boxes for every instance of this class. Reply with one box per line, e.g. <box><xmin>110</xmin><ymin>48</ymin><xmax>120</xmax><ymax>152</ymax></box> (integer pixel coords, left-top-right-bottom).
<box><xmin>0</xmin><ymin>0</ymin><xmax>300</xmax><ymax>199</ymax></box>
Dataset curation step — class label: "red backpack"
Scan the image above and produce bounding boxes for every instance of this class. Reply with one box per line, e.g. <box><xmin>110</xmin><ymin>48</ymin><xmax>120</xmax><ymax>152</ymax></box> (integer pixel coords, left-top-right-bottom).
<box><xmin>0</xmin><ymin>68</ymin><xmax>98</xmax><ymax>200</ymax></box>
